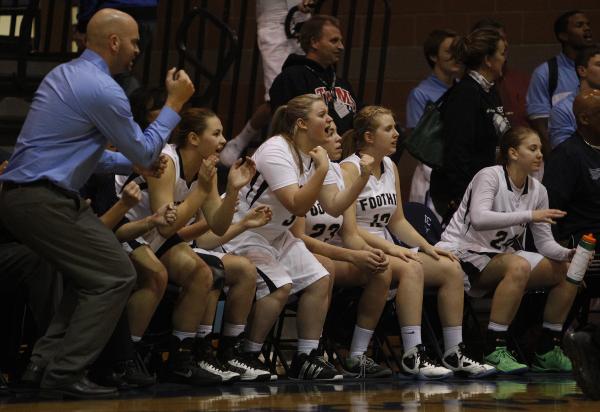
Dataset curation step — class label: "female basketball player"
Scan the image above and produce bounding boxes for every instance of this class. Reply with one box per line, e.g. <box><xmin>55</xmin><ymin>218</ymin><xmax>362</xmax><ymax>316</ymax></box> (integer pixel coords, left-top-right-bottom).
<box><xmin>116</xmin><ymin>107</ymin><xmax>267</xmax><ymax>384</ymax></box>
<box><xmin>436</xmin><ymin>126</ymin><xmax>577</xmax><ymax>374</ymax></box>
<box><xmin>223</xmin><ymin>94</ymin><xmax>378</xmax><ymax>380</ymax></box>
<box><xmin>289</xmin><ymin>123</ymin><xmax>393</xmax><ymax>378</ymax></box>
<box><xmin>341</xmin><ymin>106</ymin><xmax>496</xmax><ymax>379</ymax></box>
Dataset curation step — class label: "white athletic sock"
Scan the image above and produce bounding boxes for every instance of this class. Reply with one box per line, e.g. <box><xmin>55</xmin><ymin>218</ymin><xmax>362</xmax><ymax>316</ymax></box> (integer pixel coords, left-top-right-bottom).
<box><xmin>172</xmin><ymin>330</ymin><xmax>196</xmax><ymax>341</ymax></box>
<box><xmin>220</xmin><ymin>121</ymin><xmax>258</xmax><ymax>167</ymax></box>
<box><xmin>196</xmin><ymin>324</ymin><xmax>213</xmax><ymax>338</ymax></box>
<box><xmin>442</xmin><ymin>326</ymin><xmax>463</xmax><ymax>351</ymax></box>
<box><xmin>297</xmin><ymin>339</ymin><xmax>320</xmax><ymax>355</ymax></box>
<box><xmin>349</xmin><ymin>325</ymin><xmax>374</xmax><ymax>357</ymax></box>
<box><xmin>401</xmin><ymin>326</ymin><xmax>422</xmax><ymax>351</ymax></box>
<box><xmin>243</xmin><ymin>339</ymin><xmax>263</xmax><ymax>353</ymax></box>
<box><xmin>222</xmin><ymin>323</ymin><xmax>246</xmax><ymax>337</ymax></box>
<box><xmin>542</xmin><ymin>322</ymin><xmax>563</xmax><ymax>332</ymax></box>
<box><xmin>131</xmin><ymin>335</ymin><xmax>142</xmax><ymax>343</ymax></box>
<box><xmin>487</xmin><ymin>321</ymin><xmax>509</xmax><ymax>332</ymax></box>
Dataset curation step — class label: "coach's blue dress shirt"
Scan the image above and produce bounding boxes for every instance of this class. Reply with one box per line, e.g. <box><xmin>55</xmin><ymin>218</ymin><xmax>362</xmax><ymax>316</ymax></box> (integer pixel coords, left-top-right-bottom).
<box><xmin>0</xmin><ymin>49</ymin><xmax>180</xmax><ymax>192</ymax></box>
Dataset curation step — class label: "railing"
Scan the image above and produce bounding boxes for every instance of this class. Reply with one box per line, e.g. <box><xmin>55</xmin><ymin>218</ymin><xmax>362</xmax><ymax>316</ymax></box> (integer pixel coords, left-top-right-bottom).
<box><xmin>0</xmin><ymin>0</ymin><xmax>392</xmax><ymax>141</ymax></box>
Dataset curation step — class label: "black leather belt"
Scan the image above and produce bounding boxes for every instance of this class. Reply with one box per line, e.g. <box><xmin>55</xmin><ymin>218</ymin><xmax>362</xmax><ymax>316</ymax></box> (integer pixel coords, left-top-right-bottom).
<box><xmin>2</xmin><ymin>180</ymin><xmax>80</xmax><ymax>201</ymax></box>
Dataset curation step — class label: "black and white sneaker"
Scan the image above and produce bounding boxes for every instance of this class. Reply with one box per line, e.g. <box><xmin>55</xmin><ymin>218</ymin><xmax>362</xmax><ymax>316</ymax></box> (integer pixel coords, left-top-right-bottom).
<box><xmin>164</xmin><ymin>337</ymin><xmax>222</xmax><ymax>386</ymax></box>
<box><xmin>341</xmin><ymin>354</ymin><xmax>393</xmax><ymax>378</ymax></box>
<box><xmin>442</xmin><ymin>342</ymin><xmax>497</xmax><ymax>378</ymax></box>
<box><xmin>288</xmin><ymin>349</ymin><xmax>343</xmax><ymax>381</ymax></box>
<box><xmin>218</xmin><ymin>336</ymin><xmax>273</xmax><ymax>382</ymax></box>
<box><xmin>401</xmin><ymin>344</ymin><xmax>453</xmax><ymax>380</ymax></box>
<box><xmin>194</xmin><ymin>337</ymin><xmax>241</xmax><ymax>383</ymax></box>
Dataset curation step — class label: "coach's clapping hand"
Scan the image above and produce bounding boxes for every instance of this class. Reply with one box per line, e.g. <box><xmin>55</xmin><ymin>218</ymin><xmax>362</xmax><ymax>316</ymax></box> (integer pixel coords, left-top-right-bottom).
<box><xmin>165</xmin><ymin>68</ymin><xmax>195</xmax><ymax>112</ymax></box>
<box><xmin>133</xmin><ymin>154</ymin><xmax>169</xmax><ymax>179</ymax></box>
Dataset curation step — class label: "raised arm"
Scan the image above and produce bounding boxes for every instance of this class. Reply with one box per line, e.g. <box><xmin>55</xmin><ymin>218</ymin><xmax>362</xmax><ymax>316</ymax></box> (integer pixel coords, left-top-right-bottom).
<box><xmin>318</xmin><ymin>154</ymin><xmax>374</xmax><ymax>217</ymax></box>
<box><xmin>271</xmin><ymin>146</ymin><xmax>330</xmax><ymax>216</ymax></box>
<box><xmin>200</xmin><ymin>157</ymin><xmax>256</xmax><ymax>236</ymax></box>
<box><xmin>147</xmin><ymin>155</ymin><xmax>210</xmax><ymax>238</ymax></box>
<box><xmin>88</xmin><ymin>69</ymin><xmax>194</xmax><ymax>168</ymax></box>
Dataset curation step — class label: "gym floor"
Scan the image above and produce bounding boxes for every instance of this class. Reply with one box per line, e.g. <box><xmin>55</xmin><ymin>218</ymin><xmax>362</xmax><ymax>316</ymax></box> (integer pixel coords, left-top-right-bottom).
<box><xmin>1</xmin><ymin>373</ymin><xmax>597</xmax><ymax>411</ymax></box>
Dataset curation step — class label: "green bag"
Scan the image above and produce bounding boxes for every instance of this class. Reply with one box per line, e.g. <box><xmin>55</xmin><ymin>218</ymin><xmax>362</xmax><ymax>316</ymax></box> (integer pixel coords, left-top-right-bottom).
<box><xmin>404</xmin><ymin>88</ymin><xmax>451</xmax><ymax>170</ymax></box>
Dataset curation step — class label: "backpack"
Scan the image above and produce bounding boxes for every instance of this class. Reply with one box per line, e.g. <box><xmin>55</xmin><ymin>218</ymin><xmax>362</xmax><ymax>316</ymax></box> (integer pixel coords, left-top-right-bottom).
<box><xmin>547</xmin><ymin>56</ymin><xmax>558</xmax><ymax>106</ymax></box>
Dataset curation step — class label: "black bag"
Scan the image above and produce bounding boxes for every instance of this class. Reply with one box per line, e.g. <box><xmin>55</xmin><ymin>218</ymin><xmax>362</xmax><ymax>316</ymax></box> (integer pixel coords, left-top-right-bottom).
<box><xmin>404</xmin><ymin>88</ymin><xmax>452</xmax><ymax>170</ymax></box>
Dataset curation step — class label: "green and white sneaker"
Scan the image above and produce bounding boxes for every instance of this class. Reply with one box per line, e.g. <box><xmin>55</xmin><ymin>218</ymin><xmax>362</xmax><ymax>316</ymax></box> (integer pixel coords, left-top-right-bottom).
<box><xmin>531</xmin><ymin>346</ymin><xmax>572</xmax><ymax>372</ymax></box>
<box><xmin>484</xmin><ymin>346</ymin><xmax>528</xmax><ymax>374</ymax></box>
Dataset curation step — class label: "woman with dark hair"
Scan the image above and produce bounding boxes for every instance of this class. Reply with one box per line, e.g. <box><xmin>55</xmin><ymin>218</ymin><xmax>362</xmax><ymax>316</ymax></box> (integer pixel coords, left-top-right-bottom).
<box><xmin>436</xmin><ymin>126</ymin><xmax>577</xmax><ymax>374</ymax></box>
<box><xmin>430</xmin><ymin>28</ymin><xmax>511</xmax><ymax>223</ymax></box>
<box><xmin>116</xmin><ymin>106</ymin><xmax>262</xmax><ymax>385</ymax></box>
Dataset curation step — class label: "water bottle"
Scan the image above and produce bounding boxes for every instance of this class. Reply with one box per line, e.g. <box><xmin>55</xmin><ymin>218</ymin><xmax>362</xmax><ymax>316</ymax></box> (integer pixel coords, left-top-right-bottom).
<box><xmin>566</xmin><ymin>233</ymin><xmax>597</xmax><ymax>285</ymax></box>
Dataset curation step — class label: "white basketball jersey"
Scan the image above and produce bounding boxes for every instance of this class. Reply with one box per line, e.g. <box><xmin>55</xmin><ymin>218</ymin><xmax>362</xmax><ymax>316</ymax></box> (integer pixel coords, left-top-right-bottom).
<box><xmin>234</xmin><ymin>135</ymin><xmax>337</xmax><ymax>242</ymax></box>
<box><xmin>340</xmin><ymin>154</ymin><xmax>398</xmax><ymax>239</ymax></box>
<box><xmin>115</xmin><ymin>144</ymin><xmax>196</xmax><ymax>243</ymax></box>
<box><xmin>439</xmin><ymin>166</ymin><xmax>543</xmax><ymax>254</ymax></box>
<box><xmin>305</xmin><ymin>162</ymin><xmax>344</xmax><ymax>244</ymax></box>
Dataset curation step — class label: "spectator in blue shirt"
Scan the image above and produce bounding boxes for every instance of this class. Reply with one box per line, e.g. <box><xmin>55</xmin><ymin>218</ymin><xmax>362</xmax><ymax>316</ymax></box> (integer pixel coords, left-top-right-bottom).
<box><xmin>0</xmin><ymin>8</ymin><xmax>194</xmax><ymax>399</ymax></box>
<box><xmin>526</xmin><ymin>10</ymin><xmax>593</xmax><ymax>151</ymax></box>
<box><xmin>549</xmin><ymin>46</ymin><xmax>600</xmax><ymax>149</ymax></box>
<box><xmin>406</xmin><ymin>29</ymin><xmax>461</xmax><ymax>213</ymax></box>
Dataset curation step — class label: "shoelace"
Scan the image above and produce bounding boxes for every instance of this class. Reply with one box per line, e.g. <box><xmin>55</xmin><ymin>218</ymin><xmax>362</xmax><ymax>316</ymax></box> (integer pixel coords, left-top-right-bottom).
<box><xmin>134</xmin><ymin>351</ymin><xmax>152</xmax><ymax>376</ymax></box>
<box><xmin>456</xmin><ymin>345</ymin><xmax>486</xmax><ymax>368</ymax></box>
<box><xmin>239</xmin><ymin>352</ymin><xmax>267</xmax><ymax>370</ymax></box>
<box><xmin>357</xmin><ymin>355</ymin><xmax>377</xmax><ymax>378</ymax></box>
<box><xmin>549</xmin><ymin>346</ymin><xmax>569</xmax><ymax>362</ymax></box>
<box><xmin>202</xmin><ymin>352</ymin><xmax>230</xmax><ymax>372</ymax></box>
<box><xmin>314</xmin><ymin>355</ymin><xmax>336</xmax><ymax>369</ymax></box>
<box><xmin>417</xmin><ymin>350</ymin><xmax>439</xmax><ymax>369</ymax></box>
<box><xmin>496</xmin><ymin>347</ymin><xmax>519</xmax><ymax>363</ymax></box>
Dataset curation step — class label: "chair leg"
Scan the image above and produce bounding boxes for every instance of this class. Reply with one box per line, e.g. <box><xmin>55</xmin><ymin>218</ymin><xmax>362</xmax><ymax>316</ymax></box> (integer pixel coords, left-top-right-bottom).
<box><xmin>422</xmin><ymin>309</ymin><xmax>444</xmax><ymax>360</ymax></box>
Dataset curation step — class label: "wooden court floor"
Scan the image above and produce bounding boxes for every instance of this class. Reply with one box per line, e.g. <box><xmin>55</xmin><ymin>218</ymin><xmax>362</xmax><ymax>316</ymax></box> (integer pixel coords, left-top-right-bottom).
<box><xmin>1</xmin><ymin>374</ymin><xmax>599</xmax><ymax>411</ymax></box>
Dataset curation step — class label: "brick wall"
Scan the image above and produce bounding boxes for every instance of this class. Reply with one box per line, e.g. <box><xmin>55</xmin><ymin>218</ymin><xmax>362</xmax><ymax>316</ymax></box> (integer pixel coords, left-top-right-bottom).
<box><xmin>192</xmin><ymin>1</ymin><xmax>600</xmax><ymax>195</ymax></box>
<box><xmin>373</xmin><ymin>0</ymin><xmax>600</xmax><ymax>124</ymax></box>
<box><xmin>339</xmin><ymin>0</ymin><xmax>600</xmax><ymax>196</ymax></box>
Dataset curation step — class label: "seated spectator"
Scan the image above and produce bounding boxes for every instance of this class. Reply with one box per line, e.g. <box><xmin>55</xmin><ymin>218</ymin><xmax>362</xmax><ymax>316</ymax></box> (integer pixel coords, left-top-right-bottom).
<box><xmin>406</xmin><ymin>29</ymin><xmax>461</xmax><ymax>213</ymax></box>
<box><xmin>544</xmin><ymin>89</ymin><xmax>600</xmax><ymax>247</ymax></box>
<box><xmin>430</xmin><ymin>28</ymin><xmax>510</xmax><ymax>223</ymax></box>
<box><xmin>526</xmin><ymin>10</ymin><xmax>593</xmax><ymax>150</ymax></box>
<box><xmin>548</xmin><ymin>46</ymin><xmax>600</xmax><ymax>149</ymax></box>
<box><xmin>436</xmin><ymin>127</ymin><xmax>577</xmax><ymax>374</ymax></box>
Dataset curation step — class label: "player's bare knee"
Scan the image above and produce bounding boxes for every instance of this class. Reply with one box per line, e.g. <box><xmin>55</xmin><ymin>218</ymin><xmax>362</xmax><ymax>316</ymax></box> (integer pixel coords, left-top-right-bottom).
<box><xmin>505</xmin><ymin>256</ymin><xmax>531</xmax><ymax>286</ymax></box>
